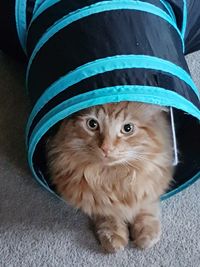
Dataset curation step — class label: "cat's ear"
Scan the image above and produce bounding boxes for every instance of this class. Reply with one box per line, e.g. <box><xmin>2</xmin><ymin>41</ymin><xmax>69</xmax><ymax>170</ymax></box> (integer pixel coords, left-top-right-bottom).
<box><xmin>152</xmin><ymin>105</ymin><xmax>169</xmax><ymax>113</ymax></box>
<box><xmin>142</xmin><ymin>104</ymin><xmax>169</xmax><ymax>120</ymax></box>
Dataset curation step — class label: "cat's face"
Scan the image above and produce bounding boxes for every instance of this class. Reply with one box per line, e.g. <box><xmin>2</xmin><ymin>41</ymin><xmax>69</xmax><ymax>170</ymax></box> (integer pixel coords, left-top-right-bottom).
<box><xmin>56</xmin><ymin>102</ymin><xmax>168</xmax><ymax>167</ymax></box>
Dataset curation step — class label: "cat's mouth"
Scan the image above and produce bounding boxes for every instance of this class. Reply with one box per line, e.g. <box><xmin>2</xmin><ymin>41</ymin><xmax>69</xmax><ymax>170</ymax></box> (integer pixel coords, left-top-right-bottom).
<box><xmin>97</xmin><ymin>148</ymin><xmax>128</xmax><ymax>166</ymax></box>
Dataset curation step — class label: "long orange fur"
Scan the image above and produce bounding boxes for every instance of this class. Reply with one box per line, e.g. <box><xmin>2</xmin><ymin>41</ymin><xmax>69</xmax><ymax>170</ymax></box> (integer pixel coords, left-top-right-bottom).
<box><xmin>46</xmin><ymin>102</ymin><xmax>173</xmax><ymax>252</ymax></box>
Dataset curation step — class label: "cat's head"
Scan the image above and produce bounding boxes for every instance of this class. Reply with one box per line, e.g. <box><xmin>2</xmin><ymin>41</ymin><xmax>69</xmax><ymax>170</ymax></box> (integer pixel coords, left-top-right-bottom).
<box><xmin>51</xmin><ymin>102</ymin><xmax>170</xmax><ymax>168</ymax></box>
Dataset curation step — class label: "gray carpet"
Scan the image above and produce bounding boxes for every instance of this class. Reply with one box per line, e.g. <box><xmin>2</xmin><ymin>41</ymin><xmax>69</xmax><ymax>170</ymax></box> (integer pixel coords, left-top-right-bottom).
<box><xmin>0</xmin><ymin>51</ymin><xmax>199</xmax><ymax>267</ymax></box>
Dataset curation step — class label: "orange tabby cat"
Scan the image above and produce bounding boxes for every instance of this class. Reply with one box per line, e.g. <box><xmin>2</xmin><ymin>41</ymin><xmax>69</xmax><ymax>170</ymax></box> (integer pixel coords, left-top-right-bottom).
<box><xmin>46</xmin><ymin>102</ymin><xmax>173</xmax><ymax>252</ymax></box>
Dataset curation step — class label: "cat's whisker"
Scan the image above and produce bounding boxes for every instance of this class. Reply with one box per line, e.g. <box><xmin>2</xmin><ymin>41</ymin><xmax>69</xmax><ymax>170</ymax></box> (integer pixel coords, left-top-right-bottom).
<box><xmin>120</xmin><ymin>162</ymin><xmax>131</xmax><ymax>171</ymax></box>
<box><xmin>122</xmin><ymin>160</ymin><xmax>140</xmax><ymax>172</ymax></box>
<box><xmin>134</xmin><ymin>155</ymin><xmax>164</xmax><ymax>171</ymax></box>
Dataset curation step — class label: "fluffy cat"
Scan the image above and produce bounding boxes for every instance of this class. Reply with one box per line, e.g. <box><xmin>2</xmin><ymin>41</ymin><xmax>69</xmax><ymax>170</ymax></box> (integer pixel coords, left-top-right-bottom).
<box><xmin>46</xmin><ymin>102</ymin><xmax>173</xmax><ymax>252</ymax></box>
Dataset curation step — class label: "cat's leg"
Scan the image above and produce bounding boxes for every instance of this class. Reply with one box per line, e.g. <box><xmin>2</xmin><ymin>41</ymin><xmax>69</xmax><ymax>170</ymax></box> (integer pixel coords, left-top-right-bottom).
<box><xmin>130</xmin><ymin>201</ymin><xmax>161</xmax><ymax>249</ymax></box>
<box><xmin>93</xmin><ymin>215</ymin><xmax>129</xmax><ymax>253</ymax></box>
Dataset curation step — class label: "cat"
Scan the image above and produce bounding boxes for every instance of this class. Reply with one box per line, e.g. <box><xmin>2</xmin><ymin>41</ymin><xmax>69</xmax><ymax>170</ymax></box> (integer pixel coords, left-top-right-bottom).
<box><xmin>46</xmin><ymin>101</ymin><xmax>174</xmax><ymax>253</ymax></box>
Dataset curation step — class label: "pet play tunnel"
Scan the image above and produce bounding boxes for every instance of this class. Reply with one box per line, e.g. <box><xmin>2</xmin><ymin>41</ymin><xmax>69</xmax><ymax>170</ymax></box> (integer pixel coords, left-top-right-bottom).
<box><xmin>0</xmin><ymin>0</ymin><xmax>200</xmax><ymax>200</ymax></box>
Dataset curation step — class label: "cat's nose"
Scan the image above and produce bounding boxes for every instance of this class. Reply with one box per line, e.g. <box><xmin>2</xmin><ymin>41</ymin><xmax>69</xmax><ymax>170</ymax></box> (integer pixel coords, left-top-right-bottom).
<box><xmin>101</xmin><ymin>144</ymin><xmax>111</xmax><ymax>157</ymax></box>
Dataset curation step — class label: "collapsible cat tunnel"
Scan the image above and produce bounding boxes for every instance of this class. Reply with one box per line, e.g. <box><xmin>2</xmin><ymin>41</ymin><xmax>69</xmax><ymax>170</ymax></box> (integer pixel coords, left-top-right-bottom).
<box><xmin>0</xmin><ymin>0</ymin><xmax>200</xmax><ymax>200</ymax></box>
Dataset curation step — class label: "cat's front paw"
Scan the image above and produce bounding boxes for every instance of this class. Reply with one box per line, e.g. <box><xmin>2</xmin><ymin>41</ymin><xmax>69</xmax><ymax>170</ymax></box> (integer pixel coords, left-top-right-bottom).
<box><xmin>98</xmin><ymin>230</ymin><xmax>128</xmax><ymax>253</ymax></box>
<box><xmin>133</xmin><ymin>230</ymin><xmax>160</xmax><ymax>249</ymax></box>
<box><xmin>131</xmin><ymin>215</ymin><xmax>161</xmax><ymax>249</ymax></box>
<box><xmin>94</xmin><ymin>215</ymin><xmax>129</xmax><ymax>253</ymax></box>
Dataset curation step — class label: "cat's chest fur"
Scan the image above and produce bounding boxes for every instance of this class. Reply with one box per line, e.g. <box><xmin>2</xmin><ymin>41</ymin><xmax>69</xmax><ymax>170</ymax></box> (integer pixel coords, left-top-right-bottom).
<box><xmin>57</xmin><ymin>163</ymin><xmax>157</xmax><ymax>222</ymax></box>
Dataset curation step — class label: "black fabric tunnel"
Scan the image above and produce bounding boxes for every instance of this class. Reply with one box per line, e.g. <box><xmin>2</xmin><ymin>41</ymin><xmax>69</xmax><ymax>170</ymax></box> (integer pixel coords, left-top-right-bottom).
<box><xmin>0</xmin><ymin>0</ymin><xmax>199</xmax><ymax>200</ymax></box>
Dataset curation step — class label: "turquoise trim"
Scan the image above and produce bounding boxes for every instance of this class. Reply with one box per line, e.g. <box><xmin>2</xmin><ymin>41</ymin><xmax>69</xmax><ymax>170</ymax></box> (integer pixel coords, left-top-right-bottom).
<box><xmin>160</xmin><ymin>0</ymin><xmax>176</xmax><ymax>22</ymax></box>
<box><xmin>31</xmin><ymin>161</ymin><xmax>200</xmax><ymax>202</ymax></box>
<box><xmin>26</xmin><ymin>55</ymin><xmax>200</xmax><ymax>141</ymax></box>
<box><xmin>33</xmin><ymin>0</ymin><xmax>46</xmax><ymax>15</ymax></box>
<box><xmin>26</xmin><ymin>0</ymin><xmax>60</xmax><ymax>47</ymax></box>
<box><xmin>26</xmin><ymin>0</ymin><xmax>184</xmax><ymax>81</ymax></box>
<box><xmin>15</xmin><ymin>0</ymin><xmax>27</xmax><ymax>53</ymax></box>
<box><xmin>161</xmin><ymin>171</ymin><xmax>200</xmax><ymax>201</ymax></box>
<box><xmin>182</xmin><ymin>0</ymin><xmax>187</xmax><ymax>40</ymax></box>
<box><xmin>28</xmin><ymin>85</ymin><xmax>200</xmax><ymax>151</ymax></box>
<box><xmin>31</xmin><ymin>0</ymin><xmax>60</xmax><ymax>22</ymax></box>
<box><xmin>27</xmin><ymin>86</ymin><xmax>200</xmax><ymax>199</ymax></box>
<box><xmin>30</xmin><ymin>158</ymin><xmax>66</xmax><ymax>202</ymax></box>
<box><xmin>27</xmin><ymin>86</ymin><xmax>200</xmax><ymax>201</ymax></box>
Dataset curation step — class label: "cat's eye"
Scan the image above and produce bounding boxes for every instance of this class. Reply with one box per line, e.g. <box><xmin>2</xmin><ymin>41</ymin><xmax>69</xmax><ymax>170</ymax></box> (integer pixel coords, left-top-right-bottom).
<box><xmin>86</xmin><ymin>118</ymin><xmax>99</xmax><ymax>131</ymax></box>
<box><xmin>121</xmin><ymin>123</ymin><xmax>134</xmax><ymax>135</ymax></box>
